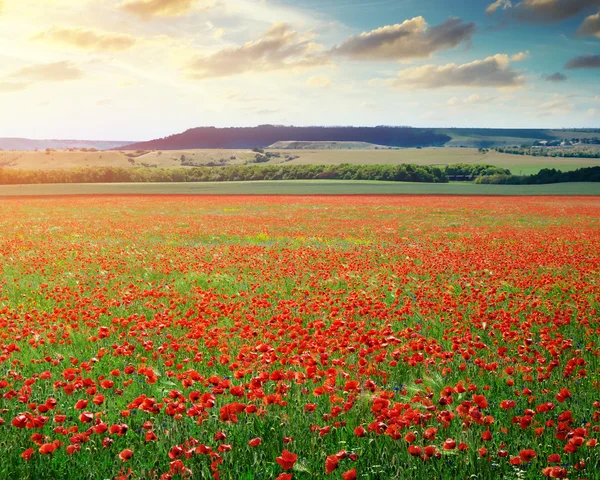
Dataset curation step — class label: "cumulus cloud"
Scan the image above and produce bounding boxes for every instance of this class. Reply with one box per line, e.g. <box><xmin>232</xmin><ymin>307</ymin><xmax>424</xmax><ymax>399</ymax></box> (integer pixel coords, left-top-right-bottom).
<box><xmin>34</xmin><ymin>27</ymin><xmax>137</xmax><ymax>52</ymax></box>
<box><xmin>537</xmin><ymin>94</ymin><xmax>574</xmax><ymax>114</ymax></box>
<box><xmin>382</xmin><ymin>54</ymin><xmax>525</xmax><ymax>89</ymax></box>
<box><xmin>9</xmin><ymin>61</ymin><xmax>83</xmax><ymax>82</ymax></box>
<box><xmin>186</xmin><ymin>23</ymin><xmax>330</xmax><ymax>79</ymax></box>
<box><xmin>486</xmin><ymin>0</ymin><xmax>512</xmax><ymax>14</ymax></box>
<box><xmin>330</xmin><ymin>17</ymin><xmax>475</xmax><ymax>61</ymax></box>
<box><xmin>465</xmin><ymin>93</ymin><xmax>498</xmax><ymax>104</ymax></box>
<box><xmin>565</xmin><ymin>54</ymin><xmax>600</xmax><ymax>69</ymax></box>
<box><xmin>447</xmin><ymin>94</ymin><xmax>498</xmax><ymax>106</ymax></box>
<box><xmin>305</xmin><ymin>75</ymin><xmax>332</xmax><ymax>88</ymax></box>
<box><xmin>543</xmin><ymin>72</ymin><xmax>567</xmax><ymax>82</ymax></box>
<box><xmin>121</xmin><ymin>0</ymin><xmax>207</xmax><ymax>19</ymax></box>
<box><xmin>578</xmin><ymin>11</ymin><xmax>600</xmax><ymax>37</ymax></box>
<box><xmin>0</xmin><ymin>62</ymin><xmax>82</xmax><ymax>93</ymax></box>
<box><xmin>510</xmin><ymin>51</ymin><xmax>529</xmax><ymax>61</ymax></box>
<box><xmin>0</xmin><ymin>82</ymin><xmax>29</xmax><ymax>93</ymax></box>
<box><xmin>487</xmin><ymin>0</ymin><xmax>600</xmax><ymax>23</ymax></box>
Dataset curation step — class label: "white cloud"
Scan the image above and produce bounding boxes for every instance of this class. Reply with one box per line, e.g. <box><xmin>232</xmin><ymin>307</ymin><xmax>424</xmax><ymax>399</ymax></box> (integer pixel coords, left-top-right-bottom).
<box><xmin>510</xmin><ymin>51</ymin><xmax>529</xmax><ymax>61</ymax></box>
<box><xmin>486</xmin><ymin>0</ymin><xmax>512</xmax><ymax>14</ymax></box>
<box><xmin>381</xmin><ymin>54</ymin><xmax>525</xmax><ymax>90</ymax></box>
<box><xmin>537</xmin><ymin>94</ymin><xmax>574</xmax><ymax>114</ymax></box>
<box><xmin>9</xmin><ymin>61</ymin><xmax>83</xmax><ymax>82</ymax></box>
<box><xmin>330</xmin><ymin>17</ymin><xmax>475</xmax><ymax>61</ymax></box>
<box><xmin>305</xmin><ymin>75</ymin><xmax>332</xmax><ymax>88</ymax></box>
<box><xmin>488</xmin><ymin>0</ymin><xmax>600</xmax><ymax>23</ymax></box>
<box><xmin>586</xmin><ymin>107</ymin><xmax>599</xmax><ymax>117</ymax></box>
<box><xmin>120</xmin><ymin>0</ymin><xmax>213</xmax><ymax>20</ymax></box>
<box><xmin>186</xmin><ymin>23</ymin><xmax>330</xmax><ymax>79</ymax></box>
<box><xmin>34</xmin><ymin>26</ymin><xmax>138</xmax><ymax>52</ymax></box>
<box><xmin>578</xmin><ymin>11</ymin><xmax>600</xmax><ymax>38</ymax></box>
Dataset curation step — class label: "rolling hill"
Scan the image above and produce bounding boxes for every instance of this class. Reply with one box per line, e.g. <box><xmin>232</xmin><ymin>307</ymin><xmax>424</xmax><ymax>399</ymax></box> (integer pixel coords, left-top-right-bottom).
<box><xmin>118</xmin><ymin>126</ymin><xmax>600</xmax><ymax>151</ymax></box>
<box><xmin>117</xmin><ymin>126</ymin><xmax>451</xmax><ymax>150</ymax></box>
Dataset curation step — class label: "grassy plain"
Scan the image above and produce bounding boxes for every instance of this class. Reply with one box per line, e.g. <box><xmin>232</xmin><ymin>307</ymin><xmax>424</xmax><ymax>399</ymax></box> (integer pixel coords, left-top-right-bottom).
<box><xmin>1</xmin><ymin>148</ymin><xmax>597</xmax><ymax>176</ymax></box>
<box><xmin>273</xmin><ymin>148</ymin><xmax>599</xmax><ymax>175</ymax></box>
<box><xmin>0</xmin><ymin>149</ymin><xmax>258</xmax><ymax>170</ymax></box>
<box><xmin>0</xmin><ymin>181</ymin><xmax>599</xmax><ymax>196</ymax></box>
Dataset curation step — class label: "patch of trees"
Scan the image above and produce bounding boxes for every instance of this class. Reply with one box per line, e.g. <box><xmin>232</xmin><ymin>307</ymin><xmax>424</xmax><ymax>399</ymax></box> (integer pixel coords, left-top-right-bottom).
<box><xmin>475</xmin><ymin>166</ymin><xmax>600</xmax><ymax>185</ymax></box>
<box><xmin>252</xmin><ymin>152</ymin><xmax>281</xmax><ymax>163</ymax></box>
<box><xmin>123</xmin><ymin>150</ymin><xmax>150</xmax><ymax>158</ymax></box>
<box><xmin>446</xmin><ymin>164</ymin><xmax>510</xmax><ymax>180</ymax></box>
<box><xmin>496</xmin><ymin>146</ymin><xmax>600</xmax><ymax>158</ymax></box>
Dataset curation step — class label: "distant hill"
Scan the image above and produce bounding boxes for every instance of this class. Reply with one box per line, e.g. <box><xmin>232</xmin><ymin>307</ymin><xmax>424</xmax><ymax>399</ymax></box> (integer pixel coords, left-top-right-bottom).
<box><xmin>119</xmin><ymin>126</ymin><xmax>600</xmax><ymax>151</ymax></box>
<box><xmin>0</xmin><ymin>138</ymin><xmax>133</xmax><ymax>151</ymax></box>
<box><xmin>118</xmin><ymin>126</ymin><xmax>451</xmax><ymax>150</ymax></box>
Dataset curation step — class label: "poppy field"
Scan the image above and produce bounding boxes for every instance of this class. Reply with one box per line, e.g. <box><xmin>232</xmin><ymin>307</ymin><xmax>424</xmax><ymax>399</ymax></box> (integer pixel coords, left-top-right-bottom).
<box><xmin>0</xmin><ymin>194</ymin><xmax>599</xmax><ymax>480</ymax></box>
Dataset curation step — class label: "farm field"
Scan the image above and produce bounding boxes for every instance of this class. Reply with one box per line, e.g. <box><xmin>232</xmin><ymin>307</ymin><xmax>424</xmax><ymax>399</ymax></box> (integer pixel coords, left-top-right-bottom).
<box><xmin>0</xmin><ymin>195</ymin><xmax>598</xmax><ymax>479</ymax></box>
<box><xmin>0</xmin><ymin>149</ymin><xmax>260</xmax><ymax>171</ymax></box>
<box><xmin>273</xmin><ymin>149</ymin><xmax>599</xmax><ymax>175</ymax></box>
<box><xmin>1</xmin><ymin>181</ymin><xmax>600</xmax><ymax>196</ymax></box>
<box><xmin>1</xmin><ymin>148</ymin><xmax>598</xmax><ymax>176</ymax></box>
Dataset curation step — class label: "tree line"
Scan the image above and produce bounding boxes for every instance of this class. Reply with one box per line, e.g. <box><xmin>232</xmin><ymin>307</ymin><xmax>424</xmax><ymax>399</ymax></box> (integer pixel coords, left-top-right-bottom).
<box><xmin>0</xmin><ymin>164</ymin><xmax>447</xmax><ymax>184</ymax></box>
<box><xmin>475</xmin><ymin>167</ymin><xmax>600</xmax><ymax>185</ymax></box>
<box><xmin>0</xmin><ymin>163</ymin><xmax>508</xmax><ymax>185</ymax></box>
<box><xmin>495</xmin><ymin>146</ymin><xmax>600</xmax><ymax>159</ymax></box>
<box><xmin>3</xmin><ymin>163</ymin><xmax>592</xmax><ymax>186</ymax></box>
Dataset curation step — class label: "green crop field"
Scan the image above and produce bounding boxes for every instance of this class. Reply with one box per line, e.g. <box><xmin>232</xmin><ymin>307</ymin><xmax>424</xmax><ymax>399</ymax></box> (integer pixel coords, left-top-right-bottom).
<box><xmin>273</xmin><ymin>148</ymin><xmax>599</xmax><ymax>176</ymax></box>
<box><xmin>1</xmin><ymin>181</ymin><xmax>599</xmax><ymax>197</ymax></box>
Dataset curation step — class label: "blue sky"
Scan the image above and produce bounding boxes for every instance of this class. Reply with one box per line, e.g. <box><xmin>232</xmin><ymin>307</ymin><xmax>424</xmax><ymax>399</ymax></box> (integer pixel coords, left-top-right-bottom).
<box><xmin>0</xmin><ymin>0</ymin><xmax>598</xmax><ymax>140</ymax></box>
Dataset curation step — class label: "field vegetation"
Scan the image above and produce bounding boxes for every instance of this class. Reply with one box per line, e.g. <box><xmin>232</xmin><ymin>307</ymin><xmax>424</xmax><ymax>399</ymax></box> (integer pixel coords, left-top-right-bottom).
<box><xmin>0</xmin><ymin>148</ymin><xmax>597</xmax><ymax>177</ymax></box>
<box><xmin>0</xmin><ymin>195</ymin><xmax>598</xmax><ymax>479</ymax></box>
<box><xmin>1</xmin><ymin>181</ymin><xmax>599</xmax><ymax>197</ymax></box>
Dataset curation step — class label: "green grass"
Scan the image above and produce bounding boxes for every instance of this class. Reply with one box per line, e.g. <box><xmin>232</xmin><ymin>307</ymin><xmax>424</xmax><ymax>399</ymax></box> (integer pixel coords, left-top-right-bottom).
<box><xmin>0</xmin><ymin>180</ymin><xmax>599</xmax><ymax>196</ymax></box>
<box><xmin>272</xmin><ymin>148</ymin><xmax>599</xmax><ymax>175</ymax></box>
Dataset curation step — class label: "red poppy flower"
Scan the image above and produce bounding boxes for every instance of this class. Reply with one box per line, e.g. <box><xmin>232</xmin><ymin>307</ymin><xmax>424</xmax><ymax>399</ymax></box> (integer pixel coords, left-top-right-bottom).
<box><xmin>21</xmin><ymin>448</ymin><xmax>34</xmax><ymax>461</ymax></box>
<box><xmin>276</xmin><ymin>450</ymin><xmax>298</xmax><ymax>470</ymax></box>
<box><xmin>519</xmin><ymin>449</ymin><xmax>536</xmax><ymax>462</ymax></box>
<box><xmin>407</xmin><ymin>445</ymin><xmax>422</xmax><ymax>457</ymax></box>
<box><xmin>39</xmin><ymin>442</ymin><xmax>59</xmax><ymax>455</ymax></box>
<box><xmin>443</xmin><ymin>439</ymin><xmax>456</xmax><ymax>450</ymax></box>
<box><xmin>341</xmin><ymin>469</ymin><xmax>357</xmax><ymax>480</ymax></box>
<box><xmin>325</xmin><ymin>454</ymin><xmax>339</xmax><ymax>474</ymax></box>
<box><xmin>118</xmin><ymin>449</ymin><xmax>133</xmax><ymax>461</ymax></box>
